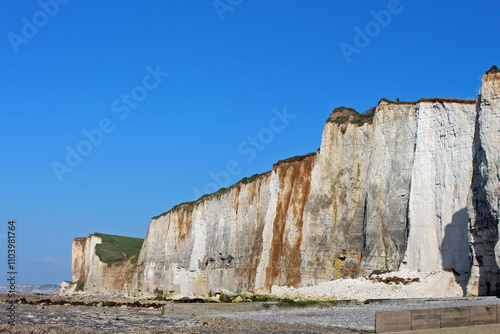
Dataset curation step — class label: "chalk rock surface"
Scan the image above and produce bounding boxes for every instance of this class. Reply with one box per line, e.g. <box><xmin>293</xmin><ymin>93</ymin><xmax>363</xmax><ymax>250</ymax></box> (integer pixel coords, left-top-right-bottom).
<box><xmin>467</xmin><ymin>69</ymin><xmax>500</xmax><ymax>296</ymax></box>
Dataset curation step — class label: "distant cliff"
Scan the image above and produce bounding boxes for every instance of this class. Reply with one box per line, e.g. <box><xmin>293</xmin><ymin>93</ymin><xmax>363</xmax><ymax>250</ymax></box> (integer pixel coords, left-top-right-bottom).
<box><xmin>71</xmin><ymin>68</ymin><xmax>500</xmax><ymax>298</ymax></box>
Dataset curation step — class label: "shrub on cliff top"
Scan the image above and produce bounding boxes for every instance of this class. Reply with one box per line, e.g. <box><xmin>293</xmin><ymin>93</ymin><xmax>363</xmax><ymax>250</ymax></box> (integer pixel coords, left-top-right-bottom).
<box><xmin>364</xmin><ymin>107</ymin><xmax>376</xmax><ymax>116</ymax></box>
<box><xmin>332</xmin><ymin>106</ymin><xmax>357</xmax><ymax>115</ymax></box>
<box><xmin>379</xmin><ymin>98</ymin><xmax>417</xmax><ymax>104</ymax></box>
<box><xmin>487</xmin><ymin>65</ymin><xmax>498</xmax><ymax>73</ymax></box>
<box><xmin>94</xmin><ymin>233</ymin><xmax>144</xmax><ymax>266</ymax></box>
<box><xmin>326</xmin><ymin>106</ymin><xmax>374</xmax><ymax>126</ymax></box>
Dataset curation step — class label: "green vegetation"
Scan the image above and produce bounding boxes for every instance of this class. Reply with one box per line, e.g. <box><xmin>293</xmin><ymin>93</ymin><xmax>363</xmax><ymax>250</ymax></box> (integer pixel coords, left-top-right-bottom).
<box><xmin>216</xmin><ymin>293</ymin><xmax>338</xmax><ymax>306</ymax></box>
<box><xmin>380</xmin><ymin>97</ymin><xmax>475</xmax><ymax>105</ymax></box>
<box><xmin>275</xmin><ymin>152</ymin><xmax>316</xmax><ymax>165</ymax></box>
<box><xmin>379</xmin><ymin>97</ymin><xmax>417</xmax><ymax>105</ymax></box>
<box><xmin>332</xmin><ymin>106</ymin><xmax>357</xmax><ymax>114</ymax></box>
<box><xmin>364</xmin><ymin>107</ymin><xmax>376</xmax><ymax>116</ymax></box>
<box><xmin>75</xmin><ymin>281</ymin><xmax>85</xmax><ymax>291</ymax></box>
<box><xmin>326</xmin><ymin>106</ymin><xmax>374</xmax><ymax>126</ymax></box>
<box><xmin>152</xmin><ymin>171</ymin><xmax>272</xmax><ymax>220</ymax></box>
<box><xmin>279</xmin><ymin>300</ymin><xmax>325</xmax><ymax>308</ymax></box>
<box><xmin>94</xmin><ymin>233</ymin><xmax>144</xmax><ymax>266</ymax></box>
<box><xmin>219</xmin><ymin>292</ymin><xmax>232</xmax><ymax>303</ymax></box>
<box><xmin>198</xmin><ymin>172</ymin><xmax>266</xmax><ymax>201</ymax></box>
<box><xmin>487</xmin><ymin>65</ymin><xmax>498</xmax><ymax>73</ymax></box>
<box><xmin>154</xmin><ymin>288</ymin><xmax>168</xmax><ymax>300</ymax></box>
<box><xmin>327</xmin><ymin>95</ymin><xmax>476</xmax><ymax>129</ymax></box>
<box><xmin>372</xmin><ymin>276</ymin><xmax>420</xmax><ymax>285</ymax></box>
<box><xmin>130</xmin><ymin>253</ymin><xmax>139</xmax><ymax>264</ymax></box>
<box><xmin>418</xmin><ymin>97</ymin><xmax>475</xmax><ymax>104</ymax></box>
<box><xmin>250</xmin><ymin>294</ymin><xmax>281</xmax><ymax>302</ymax></box>
<box><xmin>153</xmin><ymin>201</ymin><xmax>196</xmax><ymax>219</ymax></box>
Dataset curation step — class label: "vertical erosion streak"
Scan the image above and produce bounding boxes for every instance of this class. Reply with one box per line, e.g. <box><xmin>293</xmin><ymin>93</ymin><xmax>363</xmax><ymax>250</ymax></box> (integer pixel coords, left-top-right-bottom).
<box><xmin>404</xmin><ymin>111</ymin><xmax>419</xmax><ymax>256</ymax></box>
<box><xmin>360</xmin><ymin>102</ymin><xmax>418</xmax><ymax>276</ymax></box>
<box><xmin>400</xmin><ymin>108</ymin><xmax>419</xmax><ymax>269</ymax></box>
<box><xmin>265</xmin><ymin>156</ymin><xmax>314</xmax><ymax>289</ymax></box>
<box><xmin>176</xmin><ymin>206</ymin><xmax>194</xmax><ymax>244</ymax></box>
<box><xmin>72</xmin><ymin>238</ymin><xmax>86</xmax><ymax>283</ymax></box>
<box><xmin>254</xmin><ymin>173</ymin><xmax>278</xmax><ymax>292</ymax></box>
<box><xmin>379</xmin><ymin>215</ymin><xmax>390</xmax><ymax>271</ymax></box>
<box><xmin>242</xmin><ymin>177</ymin><xmax>265</xmax><ymax>291</ymax></box>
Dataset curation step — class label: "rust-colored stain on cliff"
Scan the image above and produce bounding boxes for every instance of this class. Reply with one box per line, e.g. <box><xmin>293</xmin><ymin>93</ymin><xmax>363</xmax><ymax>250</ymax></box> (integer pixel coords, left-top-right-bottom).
<box><xmin>175</xmin><ymin>204</ymin><xmax>194</xmax><ymax>244</ymax></box>
<box><xmin>266</xmin><ymin>155</ymin><xmax>314</xmax><ymax>288</ymax></box>
<box><xmin>73</xmin><ymin>235</ymin><xmax>139</xmax><ymax>293</ymax></box>
<box><xmin>233</xmin><ymin>185</ymin><xmax>241</xmax><ymax>216</ymax></box>
<box><xmin>72</xmin><ymin>237</ymin><xmax>90</xmax><ymax>283</ymax></box>
<box><xmin>242</xmin><ymin>174</ymin><xmax>270</xmax><ymax>290</ymax></box>
<box><xmin>106</xmin><ymin>258</ymin><xmax>137</xmax><ymax>291</ymax></box>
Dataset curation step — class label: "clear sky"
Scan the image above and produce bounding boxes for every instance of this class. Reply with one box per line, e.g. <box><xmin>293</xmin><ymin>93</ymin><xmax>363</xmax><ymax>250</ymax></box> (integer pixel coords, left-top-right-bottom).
<box><xmin>1</xmin><ymin>0</ymin><xmax>499</xmax><ymax>284</ymax></box>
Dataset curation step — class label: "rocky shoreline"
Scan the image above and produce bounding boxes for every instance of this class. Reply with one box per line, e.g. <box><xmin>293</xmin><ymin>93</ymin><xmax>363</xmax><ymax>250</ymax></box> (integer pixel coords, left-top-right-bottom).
<box><xmin>0</xmin><ymin>293</ymin><xmax>367</xmax><ymax>333</ymax></box>
<box><xmin>0</xmin><ymin>293</ymin><xmax>170</xmax><ymax>309</ymax></box>
<box><xmin>2</xmin><ymin>293</ymin><xmax>499</xmax><ymax>333</ymax></box>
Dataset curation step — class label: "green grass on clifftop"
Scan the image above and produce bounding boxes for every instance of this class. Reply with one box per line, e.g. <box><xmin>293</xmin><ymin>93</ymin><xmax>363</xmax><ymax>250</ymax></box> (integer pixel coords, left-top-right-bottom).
<box><xmin>94</xmin><ymin>233</ymin><xmax>144</xmax><ymax>266</ymax></box>
<box><xmin>275</xmin><ymin>152</ymin><xmax>316</xmax><ymax>165</ymax></box>
<box><xmin>379</xmin><ymin>97</ymin><xmax>475</xmax><ymax>105</ymax></box>
<box><xmin>152</xmin><ymin>150</ymin><xmax>322</xmax><ymax>221</ymax></box>
<box><xmin>151</xmin><ymin>171</ymin><xmax>272</xmax><ymax>220</ymax></box>
<box><xmin>326</xmin><ymin>106</ymin><xmax>374</xmax><ymax>126</ymax></box>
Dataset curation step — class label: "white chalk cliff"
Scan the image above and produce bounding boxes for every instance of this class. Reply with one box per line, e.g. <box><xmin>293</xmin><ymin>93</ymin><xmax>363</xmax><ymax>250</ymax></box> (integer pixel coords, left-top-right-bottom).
<box><xmin>71</xmin><ymin>69</ymin><xmax>500</xmax><ymax>298</ymax></box>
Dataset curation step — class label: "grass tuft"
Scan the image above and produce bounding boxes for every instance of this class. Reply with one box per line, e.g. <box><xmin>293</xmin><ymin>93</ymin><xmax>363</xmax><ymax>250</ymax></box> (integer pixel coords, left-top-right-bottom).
<box><xmin>326</xmin><ymin>106</ymin><xmax>374</xmax><ymax>126</ymax></box>
<box><xmin>152</xmin><ymin>171</ymin><xmax>272</xmax><ymax>220</ymax></box>
<box><xmin>275</xmin><ymin>152</ymin><xmax>316</xmax><ymax>165</ymax></box>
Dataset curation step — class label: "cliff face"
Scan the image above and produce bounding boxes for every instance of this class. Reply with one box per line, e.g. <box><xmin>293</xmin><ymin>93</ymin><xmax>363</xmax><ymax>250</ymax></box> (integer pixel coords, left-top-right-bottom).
<box><xmin>301</xmin><ymin>118</ymin><xmax>372</xmax><ymax>286</ymax></box>
<box><xmin>301</xmin><ymin>100</ymin><xmax>476</xmax><ymax>283</ymax></box>
<box><xmin>403</xmin><ymin>101</ymin><xmax>476</xmax><ymax>274</ymax></box>
<box><xmin>71</xmin><ymin>235</ymin><xmax>138</xmax><ymax>295</ymax></box>
<box><xmin>362</xmin><ymin>100</ymin><xmax>477</xmax><ymax>276</ymax></box>
<box><xmin>467</xmin><ymin>70</ymin><xmax>500</xmax><ymax>295</ymax></box>
<box><xmin>71</xmin><ymin>71</ymin><xmax>500</xmax><ymax>297</ymax></box>
<box><xmin>132</xmin><ymin>155</ymin><xmax>315</xmax><ymax>296</ymax></box>
<box><xmin>361</xmin><ymin>102</ymin><xmax>419</xmax><ymax>275</ymax></box>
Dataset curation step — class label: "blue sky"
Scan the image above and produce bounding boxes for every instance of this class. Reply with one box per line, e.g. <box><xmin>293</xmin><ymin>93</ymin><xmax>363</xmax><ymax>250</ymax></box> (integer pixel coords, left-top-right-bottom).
<box><xmin>1</xmin><ymin>0</ymin><xmax>499</xmax><ymax>284</ymax></box>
